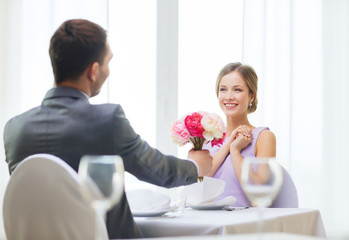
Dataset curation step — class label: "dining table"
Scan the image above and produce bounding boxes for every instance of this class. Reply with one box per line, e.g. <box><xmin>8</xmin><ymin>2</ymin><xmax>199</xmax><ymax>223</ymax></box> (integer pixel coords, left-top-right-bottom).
<box><xmin>134</xmin><ymin>207</ymin><xmax>326</xmax><ymax>238</ymax></box>
<box><xmin>126</xmin><ymin>232</ymin><xmax>326</xmax><ymax>240</ymax></box>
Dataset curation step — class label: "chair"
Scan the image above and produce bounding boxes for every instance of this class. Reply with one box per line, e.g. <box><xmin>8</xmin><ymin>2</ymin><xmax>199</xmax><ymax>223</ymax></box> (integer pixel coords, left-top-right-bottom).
<box><xmin>3</xmin><ymin>154</ymin><xmax>108</xmax><ymax>240</ymax></box>
<box><xmin>271</xmin><ymin>167</ymin><xmax>299</xmax><ymax>208</ymax></box>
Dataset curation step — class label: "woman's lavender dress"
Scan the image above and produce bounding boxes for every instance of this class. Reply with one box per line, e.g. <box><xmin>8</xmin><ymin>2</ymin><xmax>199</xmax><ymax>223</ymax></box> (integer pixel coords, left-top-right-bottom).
<box><xmin>203</xmin><ymin>127</ymin><xmax>298</xmax><ymax>207</ymax></box>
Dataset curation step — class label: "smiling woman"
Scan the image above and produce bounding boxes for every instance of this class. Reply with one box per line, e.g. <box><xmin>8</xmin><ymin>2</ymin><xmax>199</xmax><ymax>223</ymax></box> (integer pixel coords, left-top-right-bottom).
<box><xmin>199</xmin><ymin>62</ymin><xmax>299</xmax><ymax>209</ymax></box>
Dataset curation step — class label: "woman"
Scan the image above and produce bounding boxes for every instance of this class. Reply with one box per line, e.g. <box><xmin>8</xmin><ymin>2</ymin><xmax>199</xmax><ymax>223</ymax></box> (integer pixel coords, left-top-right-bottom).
<box><xmin>203</xmin><ymin>62</ymin><xmax>298</xmax><ymax>207</ymax></box>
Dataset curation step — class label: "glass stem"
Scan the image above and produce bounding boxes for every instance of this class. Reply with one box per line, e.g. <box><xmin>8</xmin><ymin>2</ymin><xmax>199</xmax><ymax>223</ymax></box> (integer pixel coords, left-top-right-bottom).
<box><xmin>94</xmin><ymin>206</ymin><xmax>106</xmax><ymax>240</ymax></box>
<box><xmin>257</xmin><ymin>206</ymin><xmax>264</xmax><ymax>240</ymax></box>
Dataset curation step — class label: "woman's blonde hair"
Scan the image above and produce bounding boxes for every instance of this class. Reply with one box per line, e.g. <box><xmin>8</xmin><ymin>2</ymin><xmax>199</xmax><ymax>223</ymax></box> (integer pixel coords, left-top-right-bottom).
<box><xmin>215</xmin><ymin>62</ymin><xmax>258</xmax><ymax>113</ymax></box>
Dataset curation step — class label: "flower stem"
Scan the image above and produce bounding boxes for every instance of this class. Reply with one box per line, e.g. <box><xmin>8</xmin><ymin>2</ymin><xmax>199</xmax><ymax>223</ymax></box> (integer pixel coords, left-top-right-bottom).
<box><xmin>190</xmin><ymin>137</ymin><xmax>205</xmax><ymax>150</ymax></box>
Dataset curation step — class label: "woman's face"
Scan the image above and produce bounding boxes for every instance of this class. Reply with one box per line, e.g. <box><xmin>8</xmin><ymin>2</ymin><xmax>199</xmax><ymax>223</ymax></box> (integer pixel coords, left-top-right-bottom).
<box><xmin>218</xmin><ymin>70</ymin><xmax>253</xmax><ymax>118</ymax></box>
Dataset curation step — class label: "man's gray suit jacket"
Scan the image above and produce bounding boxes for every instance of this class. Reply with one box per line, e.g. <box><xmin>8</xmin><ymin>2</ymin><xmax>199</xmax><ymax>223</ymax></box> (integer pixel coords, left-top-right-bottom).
<box><xmin>4</xmin><ymin>86</ymin><xmax>198</xmax><ymax>239</ymax></box>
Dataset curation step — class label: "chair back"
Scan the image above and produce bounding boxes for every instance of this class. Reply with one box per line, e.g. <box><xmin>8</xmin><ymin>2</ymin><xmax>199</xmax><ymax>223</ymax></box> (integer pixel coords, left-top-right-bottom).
<box><xmin>3</xmin><ymin>154</ymin><xmax>108</xmax><ymax>240</ymax></box>
<box><xmin>271</xmin><ymin>167</ymin><xmax>299</xmax><ymax>208</ymax></box>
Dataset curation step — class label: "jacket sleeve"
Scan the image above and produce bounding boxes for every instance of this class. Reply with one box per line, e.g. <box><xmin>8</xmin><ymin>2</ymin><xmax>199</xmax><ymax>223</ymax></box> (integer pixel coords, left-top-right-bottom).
<box><xmin>112</xmin><ymin>105</ymin><xmax>198</xmax><ymax>188</ymax></box>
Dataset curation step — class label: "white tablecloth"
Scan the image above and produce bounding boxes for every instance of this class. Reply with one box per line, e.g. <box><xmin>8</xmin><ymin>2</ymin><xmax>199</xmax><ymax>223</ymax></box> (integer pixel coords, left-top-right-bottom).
<box><xmin>134</xmin><ymin>208</ymin><xmax>326</xmax><ymax>238</ymax></box>
<box><xmin>125</xmin><ymin>232</ymin><xmax>325</xmax><ymax>240</ymax></box>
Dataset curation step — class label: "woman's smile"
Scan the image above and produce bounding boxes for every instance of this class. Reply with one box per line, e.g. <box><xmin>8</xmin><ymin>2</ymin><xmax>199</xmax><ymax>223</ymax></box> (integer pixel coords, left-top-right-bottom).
<box><xmin>224</xmin><ymin>103</ymin><xmax>238</xmax><ymax>110</ymax></box>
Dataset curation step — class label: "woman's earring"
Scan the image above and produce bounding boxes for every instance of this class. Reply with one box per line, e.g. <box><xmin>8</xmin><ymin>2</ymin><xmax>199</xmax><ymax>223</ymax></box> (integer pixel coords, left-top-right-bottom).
<box><xmin>249</xmin><ymin>102</ymin><xmax>253</xmax><ymax>107</ymax></box>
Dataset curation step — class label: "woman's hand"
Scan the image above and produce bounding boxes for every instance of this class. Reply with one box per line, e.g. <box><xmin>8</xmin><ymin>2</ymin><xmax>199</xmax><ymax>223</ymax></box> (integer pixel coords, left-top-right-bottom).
<box><xmin>229</xmin><ymin>125</ymin><xmax>253</xmax><ymax>154</ymax></box>
<box><xmin>208</xmin><ymin>125</ymin><xmax>252</xmax><ymax>177</ymax></box>
<box><xmin>230</xmin><ymin>133</ymin><xmax>252</xmax><ymax>153</ymax></box>
<box><xmin>232</xmin><ymin>125</ymin><xmax>252</xmax><ymax>138</ymax></box>
<box><xmin>223</xmin><ymin>125</ymin><xmax>252</xmax><ymax>148</ymax></box>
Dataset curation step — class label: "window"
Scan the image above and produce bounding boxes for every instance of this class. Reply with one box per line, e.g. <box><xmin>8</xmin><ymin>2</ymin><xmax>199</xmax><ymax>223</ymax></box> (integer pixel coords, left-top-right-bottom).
<box><xmin>108</xmin><ymin>0</ymin><xmax>243</xmax><ymax>158</ymax></box>
<box><xmin>108</xmin><ymin>0</ymin><xmax>157</xmax><ymax>146</ymax></box>
<box><xmin>108</xmin><ymin>0</ymin><xmax>244</xmax><ymax>190</ymax></box>
<box><xmin>177</xmin><ymin>0</ymin><xmax>243</xmax><ymax>158</ymax></box>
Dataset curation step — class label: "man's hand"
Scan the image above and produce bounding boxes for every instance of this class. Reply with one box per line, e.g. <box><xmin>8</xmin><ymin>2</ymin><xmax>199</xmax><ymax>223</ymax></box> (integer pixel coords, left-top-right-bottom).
<box><xmin>187</xmin><ymin>149</ymin><xmax>213</xmax><ymax>176</ymax></box>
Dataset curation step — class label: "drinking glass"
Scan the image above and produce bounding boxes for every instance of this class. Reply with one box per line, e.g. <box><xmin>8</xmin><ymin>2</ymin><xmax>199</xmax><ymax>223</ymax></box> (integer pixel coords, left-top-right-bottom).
<box><xmin>78</xmin><ymin>155</ymin><xmax>124</xmax><ymax>240</ymax></box>
<box><xmin>241</xmin><ymin>157</ymin><xmax>283</xmax><ymax>236</ymax></box>
<box><xmin>170</xmin><ymin>186</ymin><xmax>187</xmax><ymax>217</ymax></box>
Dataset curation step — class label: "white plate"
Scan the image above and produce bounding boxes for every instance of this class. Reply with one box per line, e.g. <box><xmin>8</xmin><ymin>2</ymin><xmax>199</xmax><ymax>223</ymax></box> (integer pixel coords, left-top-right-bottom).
<box><xmin>188</xmin><ymin>204</ymin><xmax>229</xmax><ymax>210</ymax></box>
<box><xmin>187</xmin><ymin>195</ymin><xmax>237</xmax><ymax>210</ymax></box>
<box><xmin>132</xmin><ymin>210</ymin><xmax>169</xmax><ymax>217</ymax></box>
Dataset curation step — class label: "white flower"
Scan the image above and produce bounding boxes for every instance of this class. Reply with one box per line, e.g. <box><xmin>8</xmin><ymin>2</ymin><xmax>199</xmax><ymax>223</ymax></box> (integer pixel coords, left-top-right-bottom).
<box><xmin>200</xmin><ymin>112</ymin><xmax>225</xmax><ymax>141</ymax></box>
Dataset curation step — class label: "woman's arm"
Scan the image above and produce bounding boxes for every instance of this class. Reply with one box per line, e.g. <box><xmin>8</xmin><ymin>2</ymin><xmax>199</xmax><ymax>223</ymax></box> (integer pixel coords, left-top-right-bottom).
<box><xmin>208</xmin><ymin>125</ymin><xmax>254</xmax><ymax>178</ymax></box>
<box><xmin>207</xmin><ymin>125</ymin><xmax>252</xmax><ymax>177</ymax></box>
<box><xmin>230</xmin><ymin>133</ymin><xmax>252</xmax><ymax>182</ymax></box>
<box><xmin>207</xmin><ymin>137</ymin><xmax>232</xmax><ymax>177</ymax></box>
<box><xmin>255</xmin><ymin>130</ymin><xmax>276</xmax><ymax>157</ymax></box>
<box><xmin>248</xmin><ymin>130</ymin><xmax>276</xmax><ymax>184</ymax></box>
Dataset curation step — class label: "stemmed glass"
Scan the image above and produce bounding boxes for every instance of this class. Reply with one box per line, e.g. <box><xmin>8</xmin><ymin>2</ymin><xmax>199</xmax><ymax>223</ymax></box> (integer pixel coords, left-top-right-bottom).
<box><xmin>241</xmin><ymin>157</ymin><xmax>283</xmax><ymax>236</ymax></box>
<box><xmin>78</xmin><ymin>155</ymin><xmax>124</xmax><ymax>240</ymax></box>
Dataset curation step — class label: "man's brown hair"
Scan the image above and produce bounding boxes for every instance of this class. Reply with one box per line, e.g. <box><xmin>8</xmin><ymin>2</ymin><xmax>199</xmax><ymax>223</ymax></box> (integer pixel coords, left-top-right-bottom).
<box><xmin>49</xmin><ymin>19</ymin><xmax>107</xmax><ymax>84</ymax></box>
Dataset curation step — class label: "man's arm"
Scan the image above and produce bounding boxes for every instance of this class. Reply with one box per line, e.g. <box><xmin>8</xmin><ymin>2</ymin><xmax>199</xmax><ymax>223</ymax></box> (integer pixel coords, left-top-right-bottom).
<box><xmin>112</xmin><ymin>105</ymin><xmax>205</xmax><ymax>187</ymax></box>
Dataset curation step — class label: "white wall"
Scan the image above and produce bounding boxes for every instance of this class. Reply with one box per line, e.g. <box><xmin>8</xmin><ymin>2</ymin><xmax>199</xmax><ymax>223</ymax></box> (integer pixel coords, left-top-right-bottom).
<box><xmin>322</xmin><ymin>0</ymin><xmax>349</xmax><ymax>235</ymax></box>
<box><xmin>0</xmin><ymin>1</ymin><xmax>23</xmax><ymax>238</ymax></box>
<box><xmin>242</xmin><ymin>0</ymin><xmax>349</xmax><ymax>236</ymax></box>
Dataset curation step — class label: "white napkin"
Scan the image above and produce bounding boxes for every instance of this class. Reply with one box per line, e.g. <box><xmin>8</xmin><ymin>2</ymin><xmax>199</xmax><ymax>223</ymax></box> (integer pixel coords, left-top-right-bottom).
<box><xmin>179</xmin><ymin>177</ymin><xmax>226</xmax><ymax>205</ymax></box>
<box><xmin>126</xmin><ymin>189</ymin><xmax>171</xmax><ymax>213</ymax></box>
<box><xmin>190</xmin><ymin>195</ymin><xmax>237</xmax><ymax>207</ymax></box>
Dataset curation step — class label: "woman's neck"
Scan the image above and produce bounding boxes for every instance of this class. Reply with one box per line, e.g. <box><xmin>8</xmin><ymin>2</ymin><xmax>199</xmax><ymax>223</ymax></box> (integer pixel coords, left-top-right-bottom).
<box><xmin>225</xmin><ymin>115</ymin><xmax>252</xmax><ymax>136</ymax></box>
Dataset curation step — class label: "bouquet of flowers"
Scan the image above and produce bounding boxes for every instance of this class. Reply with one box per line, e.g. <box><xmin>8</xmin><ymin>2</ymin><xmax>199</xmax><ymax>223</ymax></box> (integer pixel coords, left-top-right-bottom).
<box><xmin>170</xmin><ymin>111</ymin><xmax>226</xmax><ymax>150</ymax></box>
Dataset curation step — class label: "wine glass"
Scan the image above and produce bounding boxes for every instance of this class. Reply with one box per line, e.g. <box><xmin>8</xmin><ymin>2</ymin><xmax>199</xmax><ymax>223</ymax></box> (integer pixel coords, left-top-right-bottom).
<box><xmin>78</xmin><ymin>155</ymin><xmax>124</xmax><ymax>240</ymax></box>
<box><xmin>241</xmin><ymin>157</ymin><xmax>283</xmax><ymax>236</ymax></box>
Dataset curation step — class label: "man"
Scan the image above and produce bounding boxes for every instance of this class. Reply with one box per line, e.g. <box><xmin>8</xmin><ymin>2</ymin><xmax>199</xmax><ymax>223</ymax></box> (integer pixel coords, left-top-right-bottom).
<box><xmin>3</xmin><ymin>19</ymin><xmax>212</xmax><ymax>238</ymax></box>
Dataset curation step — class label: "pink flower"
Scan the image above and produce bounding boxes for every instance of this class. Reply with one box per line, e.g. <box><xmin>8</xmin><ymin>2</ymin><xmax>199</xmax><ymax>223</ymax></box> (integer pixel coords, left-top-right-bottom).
<box><xmin>184</xmin><ymin>112</ymin><xmax>204</xmax><ymax>138</ymax></box>
<box><xmin>170</xmin><ymin>120</ymin><xmax>190</xmax><ymax>146</ymax></box>
<box><xmin>210</xmin><ymin>132</ymin><xmax>226</xmax><ymax>147</ymax></box>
